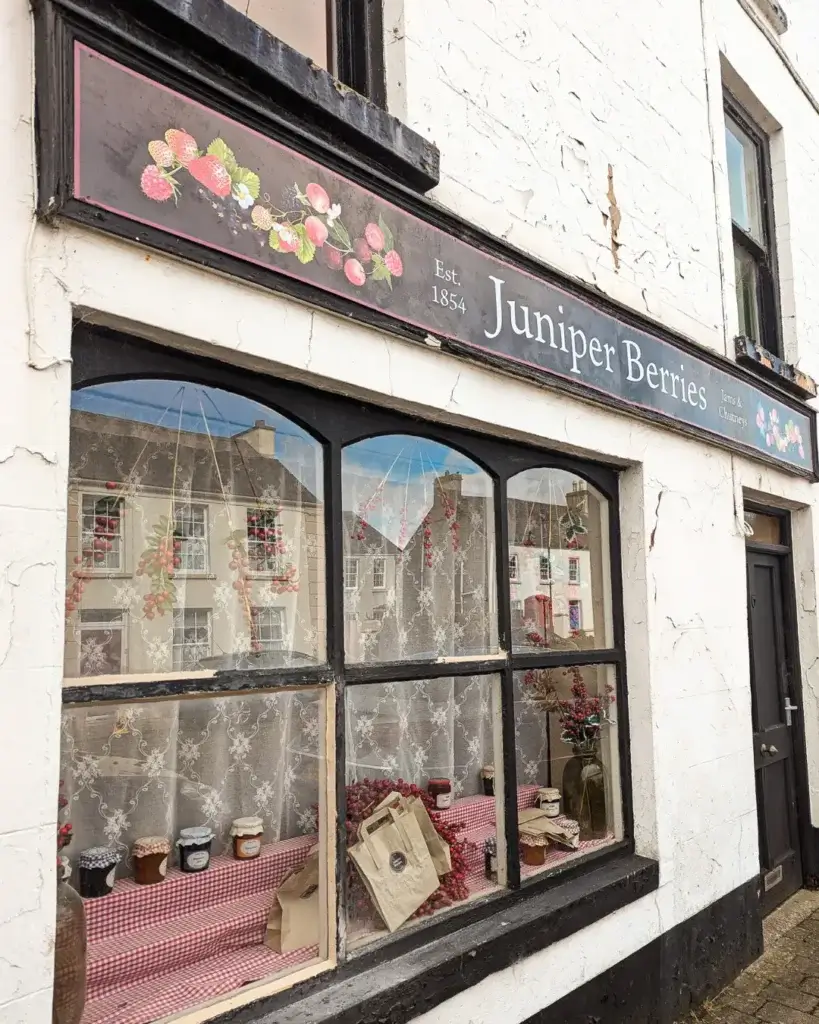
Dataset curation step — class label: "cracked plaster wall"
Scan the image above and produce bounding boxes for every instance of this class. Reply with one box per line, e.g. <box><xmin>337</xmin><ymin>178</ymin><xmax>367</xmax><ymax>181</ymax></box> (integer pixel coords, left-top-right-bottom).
<box><xmin>2</xmin><ymin>0</ymin><xmax>819</xmax><ymax>1021</ymax></box>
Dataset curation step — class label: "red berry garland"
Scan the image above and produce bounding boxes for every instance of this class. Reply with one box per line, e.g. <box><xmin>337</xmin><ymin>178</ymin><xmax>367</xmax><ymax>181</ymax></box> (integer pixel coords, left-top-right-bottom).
<box><xmin>345</xmin><ymin>778</ymin><xmax>469</xmax><ymax>921</ymax></box>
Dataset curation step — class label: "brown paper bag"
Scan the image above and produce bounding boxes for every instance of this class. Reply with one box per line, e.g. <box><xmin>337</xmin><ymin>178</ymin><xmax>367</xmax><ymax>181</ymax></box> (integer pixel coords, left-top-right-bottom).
<box><xmin>265</xmin><ymin>849</ymin><xmax>321</xmax><ymax>953</ymax></box>
<box><xmin>349</xmin><ymin>803</ymin><xmax>439</xmax><ymax>932</ymax></box>
<box><xmin>375</xmin><ymin>792</ymin><xmax>452</xmax><ymax>877</ymax></box>
<box><xmin>518</xmin><ymin>809</ymin><xmax>580</xmax><ymax>850</ymax></box>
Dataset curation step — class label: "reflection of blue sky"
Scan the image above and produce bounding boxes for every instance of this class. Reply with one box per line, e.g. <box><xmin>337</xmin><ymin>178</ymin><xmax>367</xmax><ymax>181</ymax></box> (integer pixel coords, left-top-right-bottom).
<box><xmin>73</xmin><ymin>381</ymin><xmax>323</xmax><ymax>497</ymax></box>
<box><xmin>343</xmin><ymin>434</ymin><xmax>491</xmax><ymax>548</ymax></box>
<box><xmin>507</xmin><ymin>467</ymin><xmax>598</xmax><ymax>504</ymax></box>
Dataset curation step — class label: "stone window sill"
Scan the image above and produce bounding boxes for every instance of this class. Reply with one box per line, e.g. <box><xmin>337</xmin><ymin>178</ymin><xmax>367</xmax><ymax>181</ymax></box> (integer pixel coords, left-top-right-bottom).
<box><xmin>54</xmin><ymin>0</ymin><xmax>440</xmax><ymax>192</ymax></box>
<box><xmin>222</xmin><ymin>852</ymin><xmax>659</xmax><ymax>1024</ymax></box>
<box><xmin>735</xmin><ymin>336</ymin><xmax>816</xmax><ymax>400</ymax></box>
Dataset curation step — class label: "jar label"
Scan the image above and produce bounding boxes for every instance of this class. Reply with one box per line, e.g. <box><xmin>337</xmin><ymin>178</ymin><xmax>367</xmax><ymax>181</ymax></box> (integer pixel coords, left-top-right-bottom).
<box><xmin>489</xmin><ymin>855</ymin><xmax>498</xmax><ymax>872</ymax></box>
<box><xmin>435</xmin><ymin>792</ymin><xmax>453</xmax><ymax>809</ymax></box>
<box><xmin>186</xmin><ymin>851</ymin><xmax>209</xmax><ymax>870</ymax></box>
<box><xmin>158</xmin><ymin>856</ymin><xmax>168</xmax><ymax>877</ymax></box>
<box><xmin>105</xmin><ymin>867</ymin><xmax>116</xmax><ymax>889</ymax></box>
<box><xmin>542</xmin><ymin>803</ymin><xmax>560</xmax><ymax>817</ymax></box>
<box><xmin>240</xmin><ymin>839</ymin><xmax>261</xmax><ymax>857</ymax></box>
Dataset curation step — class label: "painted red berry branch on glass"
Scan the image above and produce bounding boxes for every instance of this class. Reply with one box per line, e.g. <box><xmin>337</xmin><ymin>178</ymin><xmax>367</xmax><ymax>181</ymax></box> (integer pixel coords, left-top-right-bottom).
<box><xmin>140</xmin><ymin>130</ymin><xmax>404</xmax><ymax>289</ymax></box>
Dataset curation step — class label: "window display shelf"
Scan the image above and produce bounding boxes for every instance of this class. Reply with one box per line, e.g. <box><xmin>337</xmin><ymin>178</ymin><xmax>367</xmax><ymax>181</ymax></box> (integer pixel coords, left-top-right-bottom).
<box><xmin>80</xmin><ymin>833</ymin><xmax>318</xmax><ymax>1024</ymax></box>
<box><xmin>77</xmin><ymin>789</ymin><xmax>613</xmax><ymax>1024</ymax></box>
<box><xmin>81</xmin><ymin>944</ymin><xmax>318</xmax><ymax>1024</ymax></box>
<box><xmin>83</xmin><ymin>833</ymin><xmax>317</xmax><ymax>943</ymax></box>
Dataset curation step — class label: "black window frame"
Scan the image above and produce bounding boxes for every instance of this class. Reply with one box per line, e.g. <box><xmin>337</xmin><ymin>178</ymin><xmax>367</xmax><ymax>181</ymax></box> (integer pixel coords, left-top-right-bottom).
<box><xmin>36</xmin><ymin>0</ymin><xmax>437</xmax><ymax>197</ymax></box>
<box><xmin>724</xmin><ymin>93</ymin><xmax>783</xmax><ymax>357</ymax></box>
<box><xmin>334</xmin><ymin>0</ymin><xmax>386</xmax><ymax>108</ymax></box>
<box><xmin>63</xmin><ymin>323</ymin><xmax>635</xmax><ymax>1004</ymax></box>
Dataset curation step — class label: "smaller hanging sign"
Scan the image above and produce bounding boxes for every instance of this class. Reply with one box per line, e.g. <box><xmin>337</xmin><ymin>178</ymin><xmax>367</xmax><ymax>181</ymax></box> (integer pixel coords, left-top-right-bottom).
<box><xmin>70</xmin><ymin>45</ymin><xmax>815</xmax><ymax>477</ymax></box>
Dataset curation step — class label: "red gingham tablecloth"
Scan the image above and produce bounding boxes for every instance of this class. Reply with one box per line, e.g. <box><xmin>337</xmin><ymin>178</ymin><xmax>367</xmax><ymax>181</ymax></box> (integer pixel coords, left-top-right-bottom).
<box><xmin>80</xmin><ymin>787</ymin><xmax>615</xmax><ymax>1024</ymax></box>
<box><xmin>84</xmin><ymin>833</ymin><xmax>316</xmax><ymax>944</ymax></box>
<box><xmin>82</xmin><ymin>945</ymin><xmax>319</xmax><ymax>1024</ymax></box>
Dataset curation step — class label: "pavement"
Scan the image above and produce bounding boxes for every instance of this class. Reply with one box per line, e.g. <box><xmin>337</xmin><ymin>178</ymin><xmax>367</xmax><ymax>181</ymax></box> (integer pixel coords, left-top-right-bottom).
<box><xmin>680</xmin><ymin>889</ymin><xmax>819</xmax><ymax>1024</ymax></box>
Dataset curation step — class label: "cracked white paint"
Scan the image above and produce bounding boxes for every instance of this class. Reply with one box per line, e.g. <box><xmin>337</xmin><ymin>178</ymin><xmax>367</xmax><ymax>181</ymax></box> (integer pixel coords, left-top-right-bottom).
<box><xmin>1</xmin><ymin>0</ymin><xmax>819</xmax><ymax>1020</ymax></box>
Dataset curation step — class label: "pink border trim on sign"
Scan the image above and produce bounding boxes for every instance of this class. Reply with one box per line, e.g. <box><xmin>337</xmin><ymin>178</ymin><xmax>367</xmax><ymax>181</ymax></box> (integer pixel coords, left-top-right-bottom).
<box><xmin>72</xmin><ymin>43</ymin><xmax>812</xmax><ymax>474</ymax></box>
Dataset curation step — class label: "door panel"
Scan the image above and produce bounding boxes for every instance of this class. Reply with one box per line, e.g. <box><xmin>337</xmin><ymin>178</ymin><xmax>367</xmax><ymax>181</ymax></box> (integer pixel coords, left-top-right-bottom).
<box><xmin>747</xmin><ymin>550</ymin><xmax>802</xmax><ymax>914</ymax></box>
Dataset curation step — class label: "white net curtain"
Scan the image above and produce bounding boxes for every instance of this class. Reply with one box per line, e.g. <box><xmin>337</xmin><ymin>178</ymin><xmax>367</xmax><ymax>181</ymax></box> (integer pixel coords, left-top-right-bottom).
<box><xmin>62</xmin><ymin>691</ymin><xmax>322</xmax><ymax>874</ymax></box>
<box><xmin>62</xmin><ymin>385</ymin><xmax>613</xmax><ymax>861</ymax></box>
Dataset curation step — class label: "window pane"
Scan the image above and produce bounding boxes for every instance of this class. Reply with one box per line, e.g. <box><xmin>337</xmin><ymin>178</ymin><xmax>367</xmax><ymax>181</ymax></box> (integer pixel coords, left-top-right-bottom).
<box><xmin>65</xmin><ymin>381</ymin><xmax>325</xmax><ymax>677</ymax></box>
<box><xmin>507</xmin><ymin>469</ymin><xmax>612</xmax><ymax>652</ymax></box>
<box><xmin>223</xmin><ymin>0</ymin><xmax>330</xmax><ymax>69</ymax></box>
<box><xmin>342</xmin><ymin>435</ymin><xmax>498</xmax><ymax>663</ymax></box>
<box><xmin>60</xmin><ymin>688</ymin><xmax>330</xmax><ymax>1021</ymax></box>
<box><xmin>734</xmin><ymin>246</ymin><xmax>761</xmax><ymax>341</ymax></box>
<box><xmin>745</xmin><ymin>511</ymin><xmax>782</xmax><ymax>545</ymax></box>
<box><xmin>513</xmin><ymin>665</ymin><xmax>622</xmax><ymax>881</ymax></box>
<box><xmin>725</xmin><ymin>116</ymin><xmax>764</xmax><ymax>242</ymax></box>
<box><xmin>345</xmin><ymin>675</ymin><xmax>505</xmax><ymax>948</ymax></box>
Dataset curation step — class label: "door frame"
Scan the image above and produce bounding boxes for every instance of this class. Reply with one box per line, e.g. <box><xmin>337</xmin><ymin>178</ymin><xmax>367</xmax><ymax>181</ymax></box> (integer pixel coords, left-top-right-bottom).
<box><xmin>745</xmin><ymin>500</ymin><xmax>813</xmax><ymax>903</ymax></box>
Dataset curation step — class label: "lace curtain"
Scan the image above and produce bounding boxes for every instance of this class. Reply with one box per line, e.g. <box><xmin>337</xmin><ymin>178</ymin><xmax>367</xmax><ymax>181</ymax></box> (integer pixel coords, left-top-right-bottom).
<box><xmin>61</xmin><ymin>691</ymin><xmax>322</xmax><ymax>876</ymax></box>
<box><xmin>61</xmin><ymin>387</ymin><xmax>616</xmax><ymax>863</ymax></box>
<box><xmin>342</xmin><ymin>434</ymin><xmax>498</xmax><ymax>663</ymax></box>
<box><xmin>345</xmin><ymin>676</ymin><xmax>498</xmax><ymax>797</ymax></box>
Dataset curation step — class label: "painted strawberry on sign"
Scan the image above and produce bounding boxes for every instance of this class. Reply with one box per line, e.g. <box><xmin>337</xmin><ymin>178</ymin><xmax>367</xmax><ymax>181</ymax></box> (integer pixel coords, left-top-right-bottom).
<box><xmin>140</xmin><ymin>130</ymin><xmax>260</xmax><ymax>206</ymax></box>
<box><xmin>138</xmin><ymin>129</ymin><xmax>405</xmax><ymax>291</ymax></box>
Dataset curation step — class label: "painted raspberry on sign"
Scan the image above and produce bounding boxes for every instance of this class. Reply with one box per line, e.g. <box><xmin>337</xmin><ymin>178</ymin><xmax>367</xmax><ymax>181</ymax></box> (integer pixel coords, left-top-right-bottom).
<box><xmin>139</xmin><ymin>129</ymin><xmax>404</xmax><ymax>290</ymax></box>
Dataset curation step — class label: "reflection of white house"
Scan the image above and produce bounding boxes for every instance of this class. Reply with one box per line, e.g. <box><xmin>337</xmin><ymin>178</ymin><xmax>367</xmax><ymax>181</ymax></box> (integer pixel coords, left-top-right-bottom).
<box><xmin>64</xmin><ymin>412</ymin><xmax>325</xmax><ymax>677</ymax></box>
<box><xmin>507</xmin><ymin>482</ymin><xmax>609</xmax><ymax>650</ymax></box>
<box><xmin>508</xmin><ymin>548</ymin><xmax>593</xmax><ymax>638</ymax></box>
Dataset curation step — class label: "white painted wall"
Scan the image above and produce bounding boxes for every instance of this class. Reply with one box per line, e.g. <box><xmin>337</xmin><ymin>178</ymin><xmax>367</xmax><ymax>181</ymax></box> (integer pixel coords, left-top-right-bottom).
<box><xmin>2</xmin><ymin>0</ymin><xmax>819</xmax><ymax>1020</ymax></box>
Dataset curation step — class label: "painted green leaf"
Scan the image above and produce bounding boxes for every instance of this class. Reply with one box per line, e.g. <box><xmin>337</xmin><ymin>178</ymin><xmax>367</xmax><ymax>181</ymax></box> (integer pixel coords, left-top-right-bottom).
<box><xmin>378</xmin><ymin>214</ymin><xmax>395</xmax><ymax>254</ymax></box>
<box><xmin>371</xmin><ymin>260</ymin><xmax>392</xmax><ymax>288</ymax></box>
<box><xmin>207</xmin><ymin>138</ymin><xmax>238</xmax><ymax>174</ymax></box>
<box><xmin>292</xmin><ymin>223</ymin><xmax>316</xmax><ymax>265</ymax></box>
<box><xmin>329</xmin><ymin>219</ymin><xmax>352</xmax><ymax>251</ymax></box>
<box><xmin>232</xmin><ymin>167</ymin><xmax>261</xmax><ymax>199</ymax></box>
<box><xmin>268</xmin><ymin>228</ymin><xmax>282</xmax><ymax>251</ymax></box>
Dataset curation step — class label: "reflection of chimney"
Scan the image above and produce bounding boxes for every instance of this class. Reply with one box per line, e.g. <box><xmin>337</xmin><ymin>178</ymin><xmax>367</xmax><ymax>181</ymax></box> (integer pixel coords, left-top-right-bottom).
<box><xmin>439</xmin><ymin>472</ymin><xmax>463</xmax><ymax>499</ymax></box>
<box><xmin>236</xmin><ymin>420</ymin><xmax>276</xmax><ymax>457</ymax></box>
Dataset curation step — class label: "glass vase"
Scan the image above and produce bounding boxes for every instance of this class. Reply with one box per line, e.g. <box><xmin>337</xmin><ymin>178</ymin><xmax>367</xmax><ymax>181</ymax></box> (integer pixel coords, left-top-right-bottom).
<box><xmin>52</xmin><ymin>877</ymin><xmax>87</xmax><ymax>1024</ymax></box>
<box><xmin>561</xmin><ymin>744</ymin><xmax>607</xmax><ymax>841</ymax></box>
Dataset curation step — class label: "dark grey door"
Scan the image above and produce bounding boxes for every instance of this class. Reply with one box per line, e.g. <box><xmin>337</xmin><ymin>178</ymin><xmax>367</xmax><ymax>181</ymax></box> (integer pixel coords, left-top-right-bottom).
<box><xmin>747</xmin><ymin>550</ymin><xmax>802</xmax><ymax>914</ymax></box>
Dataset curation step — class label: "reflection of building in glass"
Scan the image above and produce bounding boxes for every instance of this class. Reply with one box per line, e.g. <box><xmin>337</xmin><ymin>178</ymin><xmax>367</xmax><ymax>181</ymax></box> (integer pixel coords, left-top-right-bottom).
<box><xmin>343</xmin><ymin>470</ymin><xmax>498</xmax><ymax>663</ymax></box>
<box><xmin>507</xmin><ymin>480</ymin><xmax>607</xmax><ymax>651</ymax></box>
<box><xmin>65</xmin><ymin>411</ymin><xmax>325</xmax><ymax>677</ymax></box>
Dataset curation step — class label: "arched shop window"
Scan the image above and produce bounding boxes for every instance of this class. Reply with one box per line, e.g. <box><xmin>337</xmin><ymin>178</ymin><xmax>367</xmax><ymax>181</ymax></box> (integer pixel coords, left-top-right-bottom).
<box><xmin>57</xmin><ymin>335</ymin><xmax>629</xmax><ymax>1024</ymax></box>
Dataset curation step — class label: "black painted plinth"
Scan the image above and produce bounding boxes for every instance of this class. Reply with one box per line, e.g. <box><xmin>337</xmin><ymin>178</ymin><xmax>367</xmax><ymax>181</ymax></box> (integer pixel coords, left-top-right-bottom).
<box><xmin>525</xmin><ymin>876</ymin><xmax>763</xmax><ymax>1024</ymax></box>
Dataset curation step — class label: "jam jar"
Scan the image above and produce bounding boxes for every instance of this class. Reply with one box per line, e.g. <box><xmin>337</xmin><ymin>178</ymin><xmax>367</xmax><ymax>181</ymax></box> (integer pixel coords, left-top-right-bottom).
<box><xmin>519</xmin><ymin>834</ymin><xmax>548</xmax><ymax>867</ymax></box>
<box><xmin>176</xmin><ymin>826</ymin><xmax>214</xmax><ymax>873</ymax></box>
<box><xmin>132</xmin><ymin>836</ymin><xmax>171</xmax><ymax>884</ymax></box>
<box><xmin>537</xmin><ymin>788</ymin><xmax>561</xmax><ymax>818</ymax></box>
<box><xmin>78</xmin><ymin>847</ymin><xmax>120</xmax><ymax>898</ymax></box>
<box><xmin>481</xmin><ymin>765</ymin><xmax>495</xmax><ymax>797</ymax></box>
<box><xmin>484</xmin><ymin>837</ymin><xmax>498</xmax><ymax>882</ymax></box>
<box><xmin>427</xmin><ymin>778</ymin><xmax>453</xmax><ymax>809</ymax></box>
<box><xmin>230</xmin><ymin>817</ymin><xmax>264</xmax><ymax>860</ymax></box>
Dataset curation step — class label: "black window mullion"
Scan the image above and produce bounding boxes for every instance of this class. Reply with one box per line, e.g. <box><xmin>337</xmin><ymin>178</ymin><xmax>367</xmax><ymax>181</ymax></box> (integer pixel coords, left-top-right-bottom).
<box><xmin>732</xmin><ymin>223</ymin><xmax>767</xmax><ymax>262</ymax></box>
<box><xmin>510</xmin><ymin>648</ymin><xmax>623</xmax><ymax>671</ymax></box>
<box><xmin>61</xmin><ymin>667</ymin><xmax>331</xmax><ymax>705</ymax></box>
<box><xmin>494</xmin><ymin>474</ymin><xmax>520</xmax><ymax>888</ymax></box>
<box><xmin>326</xmin><ymin>437</ymin><xmax>347</xmax><ymax>961</ymax></box>
<box><xmin>334</xmin><ymin>0</ymin><xmax>386</xmax><ymax>107</ymax></box>
<box><xmin>500</xmin><ymin>657</ymin><xmax>520</xmax><ymax>889</ymax></box>
<box><xmin>343</xmin><ymin>657</ymin><xmax>508</xmax><ymax>685</ymax></box>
